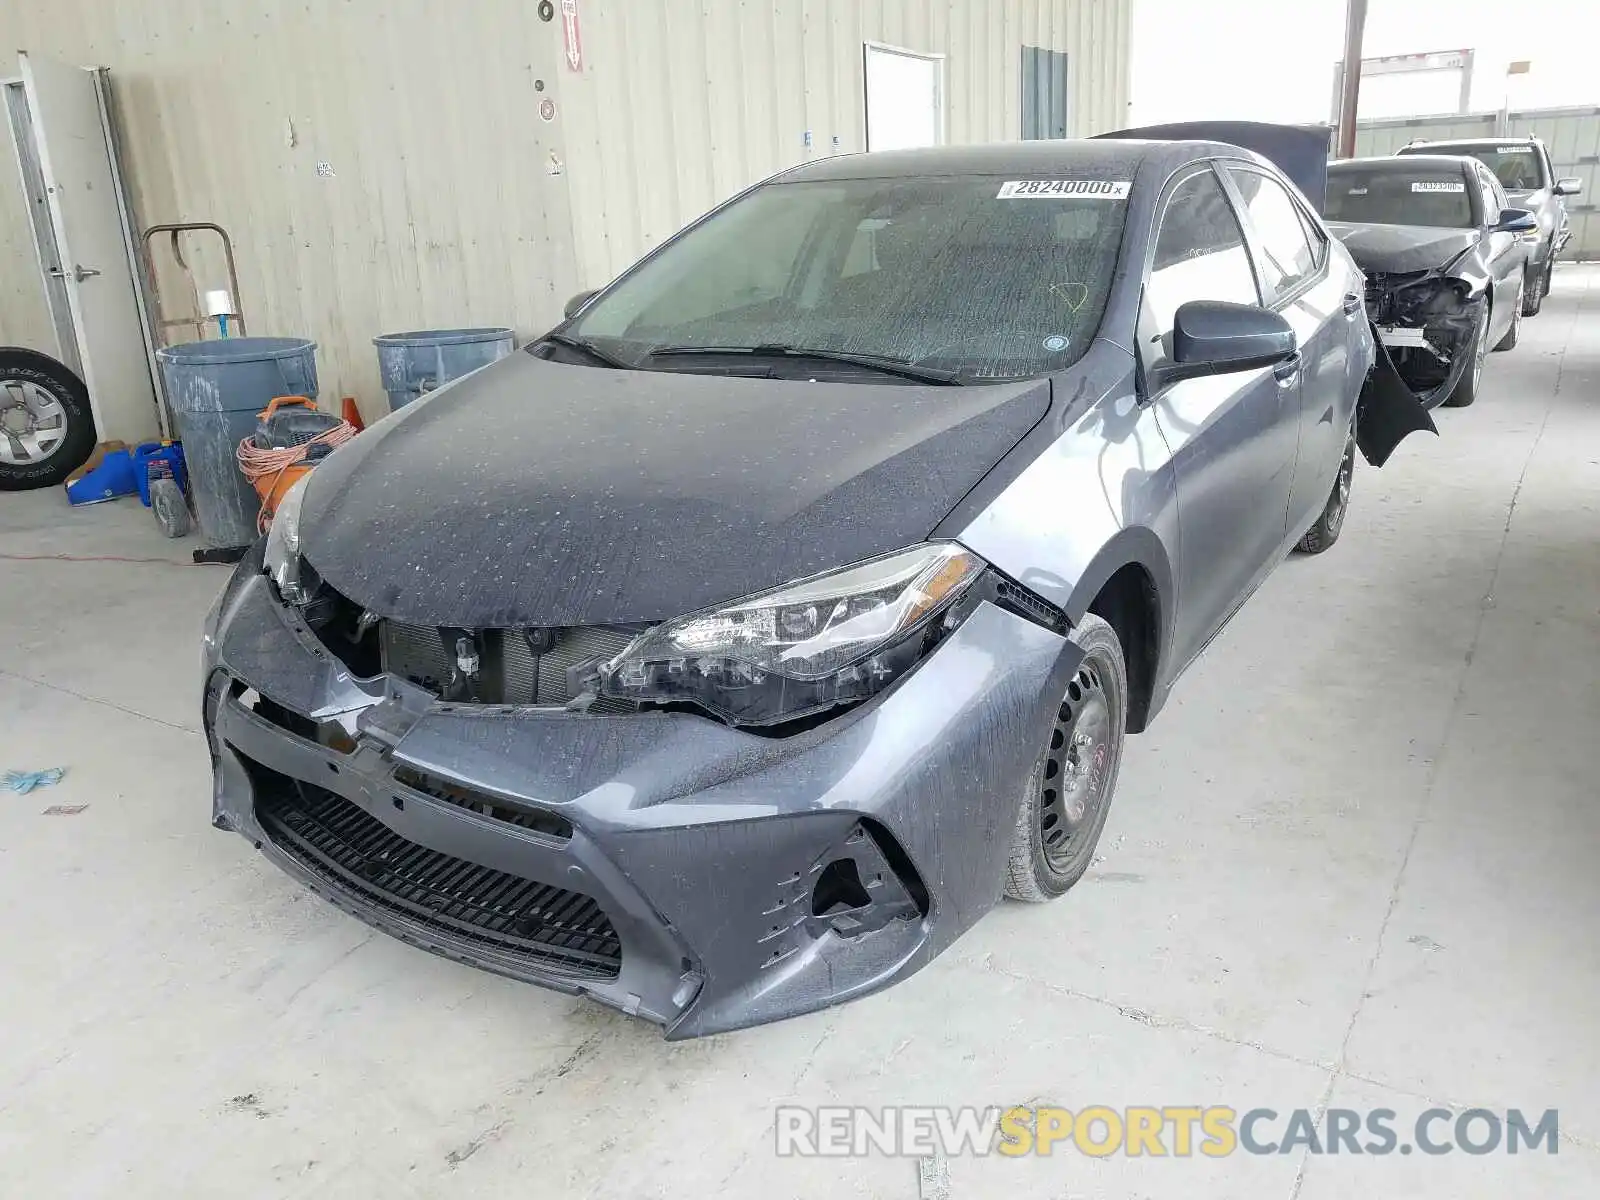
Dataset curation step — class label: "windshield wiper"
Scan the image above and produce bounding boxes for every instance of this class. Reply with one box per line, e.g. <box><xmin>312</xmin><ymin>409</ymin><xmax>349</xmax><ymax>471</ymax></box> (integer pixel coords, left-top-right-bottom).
<box><xmin>648</xmin><ymin>343</ymin><xmax>961</xmax><ymax>385</ymax></box>
<box><xmin>540</xmin><ymin>331</ymin><xmax>635</xmax><ymax>370</ymax></box>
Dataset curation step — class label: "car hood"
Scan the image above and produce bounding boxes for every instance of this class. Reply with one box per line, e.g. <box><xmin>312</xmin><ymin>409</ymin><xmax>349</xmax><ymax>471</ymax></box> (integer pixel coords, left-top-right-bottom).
<box><xmin>1504</xmin><ymin>188</ymin><xmax>1541</xmax><ymax>206</ymax></box>
<box><xmin>300</xmin><ymin>352</ymin><xmax>1051</xmax><ymax>627</ymax></box>
<box><xmin>1327</xmin><ymin>222</ymin><xmax>1478</xmax><ymax>274</ymax></box>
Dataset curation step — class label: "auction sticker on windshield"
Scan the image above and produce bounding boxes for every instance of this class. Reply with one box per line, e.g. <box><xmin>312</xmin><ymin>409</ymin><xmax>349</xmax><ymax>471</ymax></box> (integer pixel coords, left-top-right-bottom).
<box><xmin>1411</xmin><ymin>180</ymin><xmax>1465</xmax><ymax>193</ymax></box>
<box><xmin>997</xmin><ymin>180</ymin><xmax>1131</xmax><ymax>199</ymax></box>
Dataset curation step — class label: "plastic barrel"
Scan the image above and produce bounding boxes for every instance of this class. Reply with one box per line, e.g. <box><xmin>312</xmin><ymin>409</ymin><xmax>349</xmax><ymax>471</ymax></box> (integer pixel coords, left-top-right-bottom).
<box><xmin>373</xmin><ymin>327</ymin><xmax>514</xmax><ymax>411</ymax></box>
<box><xmin>156</xmin><ymin>337</ymin><xmax>318</xmax><ymax>547</ymax></box>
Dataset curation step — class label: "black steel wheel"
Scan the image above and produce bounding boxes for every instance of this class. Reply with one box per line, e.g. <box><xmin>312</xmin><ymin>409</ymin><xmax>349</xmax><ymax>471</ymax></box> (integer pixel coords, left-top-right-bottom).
<box><xmin>1296</xmin><ymin>425</ymin><xmax>1355</xmax><ymax>555</ymax></box>
<box><xmin>1004</xmin><ymin>613</ymin><xmax>1128</xmax><ymax>902</ymax></box>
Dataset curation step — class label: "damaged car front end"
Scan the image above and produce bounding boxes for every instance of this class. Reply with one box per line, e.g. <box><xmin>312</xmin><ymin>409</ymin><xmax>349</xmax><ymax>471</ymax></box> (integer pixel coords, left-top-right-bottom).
<box><xmin>201</xmin><ymin>324</ymin><xmax>1098</xmax><ymax>1038</ymax></box>
<box><xmin>1326</xmin><ymin>155</ymin><xmax>1531</xmax><ymax>408</ymax></box>
<box><xmin>204</xmin><ymin>524</ymin><xmax>1084</xmax><ymax>1038</ymax></box>
<box><xmin>1362</xmin><ymin>262</ymin><xmax>1486</xmax><ymax>406</ymax></box>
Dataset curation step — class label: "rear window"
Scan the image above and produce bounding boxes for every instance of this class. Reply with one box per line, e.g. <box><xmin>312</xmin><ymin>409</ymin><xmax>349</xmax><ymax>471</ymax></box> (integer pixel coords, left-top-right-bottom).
<box><xmin>1403</xmin><ymin>143</ymin><xmax>1546</xmax><ymax>192</ymax></box>
<box><xmin>1325</xmin><ymin>169</ymin><xmax>1474</xmax><ymax>229</ymax></box>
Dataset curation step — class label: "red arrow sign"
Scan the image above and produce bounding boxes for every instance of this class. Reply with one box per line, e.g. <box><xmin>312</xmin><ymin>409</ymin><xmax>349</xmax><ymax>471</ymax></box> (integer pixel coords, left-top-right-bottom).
<box><xmin>561</xmin><ymin>0</ymin><xmax>583</xmax><ymax>72</ymax></box>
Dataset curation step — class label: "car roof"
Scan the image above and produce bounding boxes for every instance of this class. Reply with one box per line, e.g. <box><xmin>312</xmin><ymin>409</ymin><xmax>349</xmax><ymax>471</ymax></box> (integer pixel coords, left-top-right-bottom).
<box><xmin>1331</xmin><ymin>155</ymin><xmax>1471</xmax><ymax>174</ymax></box>
<box><xmin>780</xmin><ymin>139</ymin><xmax>1265</xmax><ymax>182</ymax></box>
<box><xmin>1399</xmin><ymin>137</ymin><xmax>1542</xmax><ymax>150</ymax></box>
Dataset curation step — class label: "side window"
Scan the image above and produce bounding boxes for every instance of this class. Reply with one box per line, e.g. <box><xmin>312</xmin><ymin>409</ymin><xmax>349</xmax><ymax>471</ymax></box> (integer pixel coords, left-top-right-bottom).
<box><xmin>1223</xmin><ymin>167</ymin><xmax>1317</xmax><ymax>303</ymax></box>
<box><xmin>1295</xmin><ymin>202</ymin><xmax>1329</xmax><ymax>269</ymax></box>
<box><xmin>1140</xmin><ymin>168</ymin><xmax>1260</xmax><ymax>374</ymax></box>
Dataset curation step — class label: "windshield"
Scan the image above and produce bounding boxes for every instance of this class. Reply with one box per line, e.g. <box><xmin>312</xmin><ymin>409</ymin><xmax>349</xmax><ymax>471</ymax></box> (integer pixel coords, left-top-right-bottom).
<box><xmin>1406</xmin><ymin>143</ymin><xmax>1546</xmax><ymax>192</ymax></box>
<box><xmin>567</xmin><ymin>175</ymin><xmax>1129</xmax><ymax>381</ymax></box>
<box><xmin>1325</xmin><ymin>168</ymin><xmax>1474</xmax><ymax>228</ymax></box>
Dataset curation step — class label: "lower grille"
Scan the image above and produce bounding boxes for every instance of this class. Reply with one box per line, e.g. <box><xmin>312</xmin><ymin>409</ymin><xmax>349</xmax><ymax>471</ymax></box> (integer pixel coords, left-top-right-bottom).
<box><xmin>252</xmin><ymin>764</ymin><xmax>621</xmax><ymax>980</ymax></box>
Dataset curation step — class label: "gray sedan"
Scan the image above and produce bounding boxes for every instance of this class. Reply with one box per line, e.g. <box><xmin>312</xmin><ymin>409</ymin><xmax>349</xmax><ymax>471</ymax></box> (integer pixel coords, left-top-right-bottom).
<box><xmin>202</xmin><ymin>138</ymin><xmax>1432</xmax><ymax>1037</ymax></box>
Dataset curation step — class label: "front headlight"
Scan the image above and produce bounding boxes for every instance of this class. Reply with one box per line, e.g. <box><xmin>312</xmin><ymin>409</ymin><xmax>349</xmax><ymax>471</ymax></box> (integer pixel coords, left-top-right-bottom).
<box><xmin>263</xmin><ymin>475</ymin><xmax>311</xmax><ymax>604</ymax></box>
<box><xmin>599</xmin><ymin>543</ymin><xmax>985</xmax><ymax>726</ymax></box>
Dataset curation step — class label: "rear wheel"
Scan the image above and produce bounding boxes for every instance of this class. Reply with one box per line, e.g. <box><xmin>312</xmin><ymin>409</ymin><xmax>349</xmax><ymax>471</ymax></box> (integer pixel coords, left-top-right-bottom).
<box><xmin>0</xmin><ymin>348</ymin><xmax>97</xmax><ymax>490</ymax></box>
<box><xmin>1442</xmin><ymin>305</ymin><xmax>1491</xmax><ymax>408</ymax></box>
<box><xmin>1004</xmin><ymin>613</ymin><xmax>1128</xmax><ymax>902</ymax></box>
<box><xmin>1295</xmin><ymin>426</ymin><xmax>1355</xmax><ymax>555</ymax></box>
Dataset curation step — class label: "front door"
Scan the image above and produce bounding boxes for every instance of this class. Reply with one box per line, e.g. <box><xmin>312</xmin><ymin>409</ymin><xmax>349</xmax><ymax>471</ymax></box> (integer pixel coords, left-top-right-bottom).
<box><xmin>1140</xmin><ymin>164</ymin><xmax>1301</xmax><ymax>671</ymax></box>
<box><xmin>17</xmin><ymin>52</ymin><xmax>157</xmax><ymax>445</ymax></box>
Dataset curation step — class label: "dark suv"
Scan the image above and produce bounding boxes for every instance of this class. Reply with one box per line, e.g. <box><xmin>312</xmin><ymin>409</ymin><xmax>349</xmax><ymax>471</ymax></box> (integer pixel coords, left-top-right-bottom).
<box><xmin>1397</xmin><ymin>136</ymin><xmax>1582</xmax><ymax>316</ymax></box>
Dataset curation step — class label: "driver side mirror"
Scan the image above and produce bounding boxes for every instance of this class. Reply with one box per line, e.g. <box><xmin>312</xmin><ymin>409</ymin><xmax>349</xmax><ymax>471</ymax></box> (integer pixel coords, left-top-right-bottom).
<box><xmin>1157</xmin><ymin>300</ymin><xmax>1297</xmax><ymax>387</ymax></box>
<box><xmin>1555</xmin><ymin>177</ymin><xmax>1583</xmax><ymax>197</ymax></box>
<box><xmin>1493</xmin><ymin>207</ymin><xmax>1537</xmax><ymax>233</ymax></box>
<box><xmin>564</xmin><ymin>289</ymin><xmax>600</xmax><ymax>320</ymax></box>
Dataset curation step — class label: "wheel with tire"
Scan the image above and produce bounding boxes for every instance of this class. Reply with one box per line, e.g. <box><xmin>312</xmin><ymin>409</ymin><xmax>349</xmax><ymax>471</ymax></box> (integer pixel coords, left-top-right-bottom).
<box><xmin>0</xmin><ymin>348</ymin><xmax>97</xmax><ymax>490</ymax></box>
<box><xmin>1004</xmin><ymin>613</ymin><xmax>1128</xmax><ymax>902</ymax></box>
<box><xmin>1442</xmin><ymin>305</ymin><xmax>1491</xmax><ymax>409</ymax></box>
<box><xmin>1495</xmin><ymin>281</ymin><xmax>1524</xmax><ymax>351</ymax></box>
<box><xmin>1522</xmin><ymin>258</ymin><xmax>1548</xmax><ymax>317</ymax></box>
<box><xmin>1295</xmin><ymin>426</ymin><xmax>1355</xmax><ymax>555</ymax></box>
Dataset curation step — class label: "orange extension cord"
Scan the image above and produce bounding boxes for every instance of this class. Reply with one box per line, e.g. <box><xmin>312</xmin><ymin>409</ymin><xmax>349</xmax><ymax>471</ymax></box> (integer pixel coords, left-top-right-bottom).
<box><xmin>236</xmin><ymin>421</ymin><xmax>357</xmax><ymax>532</ymax></box>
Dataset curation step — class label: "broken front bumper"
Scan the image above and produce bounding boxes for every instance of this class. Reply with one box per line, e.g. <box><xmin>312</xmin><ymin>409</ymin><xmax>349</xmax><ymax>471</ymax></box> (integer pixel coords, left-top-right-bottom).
<box><xmin>1366</xmin><ymin>274</ymin><xmax>1485</xmax><ymax>408</ymax></box>
<box><xmin>201</xmin><ymin>551</ymin><xmax>1080</xmax><ymax>1038</ymax></box>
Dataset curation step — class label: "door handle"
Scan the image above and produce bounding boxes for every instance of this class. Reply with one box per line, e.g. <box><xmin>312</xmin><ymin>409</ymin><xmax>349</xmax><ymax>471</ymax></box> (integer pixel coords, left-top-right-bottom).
<box><xmin>1342</xmin><ymin>292</ymin><xmax>1363</xmax><ymax>316</ymax></box>
<box><xmin>1273</xmin><ymin>352</ymin><xmax>1302</xmax><ymax>385</ymax></box>
<box><xmin>48</xmin><ymin>264</ymin><xmax>101</xmax><ymax>282</ymax></box>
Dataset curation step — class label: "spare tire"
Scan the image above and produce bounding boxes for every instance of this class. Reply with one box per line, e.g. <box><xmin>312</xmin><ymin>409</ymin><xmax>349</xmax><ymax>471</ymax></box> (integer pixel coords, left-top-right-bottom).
<box><xmin>0</xmin><ymin>347</ymin><xmax>97</xmax><ymax>490</ymax></box>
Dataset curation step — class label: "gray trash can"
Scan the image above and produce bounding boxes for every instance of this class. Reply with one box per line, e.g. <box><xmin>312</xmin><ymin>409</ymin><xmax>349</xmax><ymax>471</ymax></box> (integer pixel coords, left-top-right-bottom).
<box><xmin>156</xmin><ymin>336</ymin><xmax>318</xmax><ymax>547</ymax></box>
<box><xmin>373</xmin><ymin>327</ymin><xmax>514</xmax><ymax>411</ymax></box>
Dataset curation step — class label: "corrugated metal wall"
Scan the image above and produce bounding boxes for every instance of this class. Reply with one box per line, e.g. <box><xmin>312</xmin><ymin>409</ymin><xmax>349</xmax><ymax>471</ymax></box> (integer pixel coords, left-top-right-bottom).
<box><xmin>0</xmin><ymin>0</ymin><xmax>1131</xmax><ymax>414</ymax></box>
<box><xmin>1354</xmin><ymin>106</ymin><xmax>1600</xmax><ymax>261</ymax></box>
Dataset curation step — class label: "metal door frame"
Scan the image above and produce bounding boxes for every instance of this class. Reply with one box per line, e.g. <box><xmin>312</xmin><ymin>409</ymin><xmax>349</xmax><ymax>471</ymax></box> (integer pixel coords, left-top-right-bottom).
<box><xmin>2</xmin><ymin>66</ymin><xmax>164</xmax><ymax>431</ymax></box>
<box><xmin>2</xmin><ymin>76</ymin><xmax>81</xmax><ymax>373</ymax></box>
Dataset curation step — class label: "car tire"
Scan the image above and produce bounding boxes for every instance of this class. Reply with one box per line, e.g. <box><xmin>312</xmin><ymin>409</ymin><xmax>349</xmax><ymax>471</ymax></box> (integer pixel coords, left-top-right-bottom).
<box><xmin>1494</xmin><ymin>282</ymin><xmax>1523</xmax><ymax>351</ymax></box>
<box><xmin>1521</xmin><ymin>260</ymin><xmax>1547</xmax><ymax>317</ymax></box>
<box><xmin>0</xmin><ymin>348</ymin><xmax>97</xmax><ymax>491</ymax></box>
<box><xmin>1443</xmin><ymin>304</ymin><xmax>1491</xmax><ymax>409</ymax></box>
<box><xmin>1295</xmin><ymin>426</ymin><xmax>1355</xmax><ymax>555</ymax></box>
<box><xmin>1004</xmin><ymin>613</ymin><xmax>1128</xmax><ymax>903</ymax></box>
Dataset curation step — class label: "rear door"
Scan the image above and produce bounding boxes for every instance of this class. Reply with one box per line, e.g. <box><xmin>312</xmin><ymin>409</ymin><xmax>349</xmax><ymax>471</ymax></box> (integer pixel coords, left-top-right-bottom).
<box><xmin>1139</xmin><ymin>163</ymin><xmax>1299</xmax><ymax>671</ymax></box>
<box><xmin>1220</xmin><ymin>162</ymin><xmax>1352</xmax><ymax>539</ymax></box>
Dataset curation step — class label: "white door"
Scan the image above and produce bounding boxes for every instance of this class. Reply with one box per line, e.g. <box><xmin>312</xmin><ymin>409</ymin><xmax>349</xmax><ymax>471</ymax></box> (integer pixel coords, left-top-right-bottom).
<box><xmin>19</xmin><ymin>52</ymin><xmax>157</xmax><ymax>445</ymax></box>
<box><xmin>864</xmin><ymin>43</ymin><xmax>944</xmax><ymax>152</ymax></box>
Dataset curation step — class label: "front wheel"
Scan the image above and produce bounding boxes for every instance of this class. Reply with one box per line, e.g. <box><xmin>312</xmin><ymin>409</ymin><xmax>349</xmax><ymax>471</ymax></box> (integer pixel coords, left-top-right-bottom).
<box><xmin>1521</xmin><ymin>259</ymin><xmax>1549</xmax><ymax>317</ymax></box>
<box><xmin>1004</xmin><ymin>613</ymin><xmax>1128</xmax><ymax>902</ymax></box>
<box><xmin>1442</xmin><ymin>305</ymin><xmax>1491</xmax><ymax>408</ymax></box>
<box><xmin>1295</xmin><ymin>426</ymin><xmax>1355</xmax><ymax>555</ymax></box>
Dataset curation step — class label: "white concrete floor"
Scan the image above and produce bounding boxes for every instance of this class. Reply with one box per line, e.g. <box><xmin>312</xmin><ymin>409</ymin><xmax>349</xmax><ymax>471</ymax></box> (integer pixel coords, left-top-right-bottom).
<box><xmin>3</xmin><ymin>268</ymin><xmax>1599</xmax><ymax>1199</ymax></box>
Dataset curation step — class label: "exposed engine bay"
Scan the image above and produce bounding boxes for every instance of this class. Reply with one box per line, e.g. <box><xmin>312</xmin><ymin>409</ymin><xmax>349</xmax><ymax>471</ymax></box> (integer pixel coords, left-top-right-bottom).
<box><xmin>1364</xmin><ymin>267</ymin><xmax>1485</xmax><ymax>406</ymax></box>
